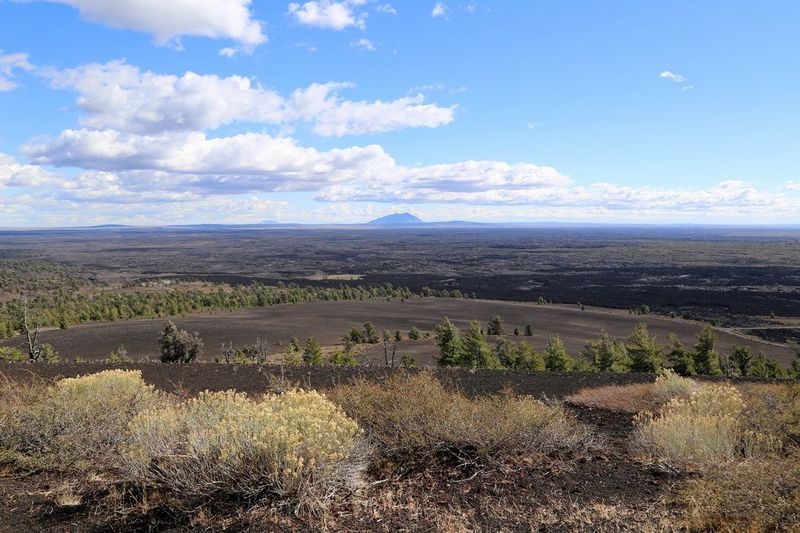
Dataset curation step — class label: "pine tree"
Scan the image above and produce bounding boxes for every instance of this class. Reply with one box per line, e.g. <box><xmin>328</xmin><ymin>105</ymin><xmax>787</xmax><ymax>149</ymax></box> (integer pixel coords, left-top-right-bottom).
<box><xmin>749</xmin><ymin>353</ymin><xmax>784</xmax><ymax>378</ymax></box>
<box><xmin>544</xmin><ymin>335</ymin><xmax>573</xmax><ymax>371</ymax></box>
<box><xmin>789</xmin><ymin>341</ymin><xmax>800</xmax><ymax>378</ymax></box>
<box><xmin>666</xmin><ymin>333</ymin><xmax>695</xmax><ymax>376</ymax></box>
<box><xmin>729</xmin><ymin>345</ymin><xmax>754</xmax><ymax>376</ymax></box>
<box><xmin>282</xmin><ymin>343</ymin><xmax>302</xmax><ymax>365</ymax></box>
<box><xmin>694</xmin><ymin>326</ymin><xmax>721</xmax><ymax>376</ymax></box>
<box><xmin>583</xmin><ymin>329</ymin><xmax>628</xmax><ymax>372</ymax></box>
<box><xmin>461</xmin><ymin>320</ymin><xmax>501</xmax><ymax>368</ymax></box>
<box><xmin>487</xmin><ymin>315</ymin><xmax>504</xmax><ymax>336</ymax></box>
<box><xmin>328</xmin><ymin>349</ymin><xmax>358</xmax><ymax>366</ymax></box>
<box><xmin>303</xmin><ymin>336</ymin><xmax>322</xmax><ymax>365</ymax></box>
<box><xmin>626</xmin><ymin>323</ymin><xmax>662</xmax><ymax>373</ymax></box>
<box><xmin>435</xmin><ymin>317</ymin><xmax>462</xmax><ymax>366</ymax></box>
<box><xmin>363</xmin><ymin>322</ymin><xmax>379</xmax><ymax>344</ymax></box>
<box><xmin>514</xmin><ymin>341</ymin><xmax>546</xmax><ymax>370</ymax></box>
<box><xmin>524</xmin><ymin>324</ymin><xmax>534</xmax><ymax>336</ymax></box>
<box><xmin>493</xmin><ymin>338</ymin><xmax>515</xmax><ymax>368</ymax></box>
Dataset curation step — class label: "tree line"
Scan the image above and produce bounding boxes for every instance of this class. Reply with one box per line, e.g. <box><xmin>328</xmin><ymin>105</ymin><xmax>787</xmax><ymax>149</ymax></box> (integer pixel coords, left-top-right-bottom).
<box><xmin>0</xmin><ymin>282</ymin><xmax>463</xmax><ymax>340</ymax></box>
<box><xmin>434</xmin><ymin>314</ymin><xmax>799</xmax><ymax>377</ymax></box>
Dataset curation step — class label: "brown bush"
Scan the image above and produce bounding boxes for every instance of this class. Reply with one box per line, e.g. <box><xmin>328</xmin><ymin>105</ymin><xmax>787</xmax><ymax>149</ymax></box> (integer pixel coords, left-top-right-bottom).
<box><xmin>680</xmin><ymin>453</ymin><xmax>800</xmax><ymax>532</ymax></box>
<box><xmin>567</xmin><ymin>370</ymin><xmax>698</xmax><ymax>413</ymax></box>
<box><xmin>566</xmin><ymin>382</ymin><xmax>658</xmax><ymax>413</ymax></box>
<box><xmin>738</xmin><ymin>383</ymin><xmax>800</xmax><ymax>444</ymax></box>
<box><xmin>330</xmin><ymin>372</ymin><xmax>591</xmax><ymax>464</ymax></box>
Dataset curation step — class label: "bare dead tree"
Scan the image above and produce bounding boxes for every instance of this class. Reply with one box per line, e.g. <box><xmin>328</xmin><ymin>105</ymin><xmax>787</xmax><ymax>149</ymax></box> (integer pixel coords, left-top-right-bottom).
<box><xmin>20</xmin><ymin>296</ymin><xmax>43</xmax><ymax>362</ymax></box>
<box><xmin>383</xmin><ymin>336</ymin><xmax>398</xmax><ymax>368</ymax></box>
<box><xmin>220</xmin><ymin>341</ymin><xmax>235</xmax><ymax>364</ymax></box>
<box><xmin>253</xmin><ymin>337</ymin><xmax>269</xmax><ymax>364</ymax></box>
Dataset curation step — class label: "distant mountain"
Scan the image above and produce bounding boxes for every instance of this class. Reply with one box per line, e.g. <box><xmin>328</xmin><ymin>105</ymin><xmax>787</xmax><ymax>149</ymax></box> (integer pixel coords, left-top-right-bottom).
<box><xmin>259</xmin><ymin>220</ymin><xmax>281</xmax><ymax>225</ymax></box>
<box><xmin>86</xmin><ymin>224</ymin><xmax>131</xmax><ymax>229</ymax></box>
<box><xmin>367</xmin><ymin>213</ymin><xmax>424</xmax><ymax>226</ymax></box>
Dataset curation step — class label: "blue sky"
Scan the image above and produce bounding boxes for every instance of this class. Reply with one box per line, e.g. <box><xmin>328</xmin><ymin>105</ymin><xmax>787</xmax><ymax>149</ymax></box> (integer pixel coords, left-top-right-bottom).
<box><xmin>1</xmin><ymin>0</ymin><xmax>799</xmax><ymax>226</ymax></box>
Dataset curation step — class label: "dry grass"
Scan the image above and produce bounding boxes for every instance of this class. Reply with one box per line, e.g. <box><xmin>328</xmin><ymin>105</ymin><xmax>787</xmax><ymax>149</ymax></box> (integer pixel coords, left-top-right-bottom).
<box><xmin>679</xmin><ymin>453</ymin><xmax>800</xmax><ymax>532</ymax></box>
<box><xmin>330</xmin><ymin>372</ymin><xmax>591</xmax><ymax>465</ymax></box>
<box><xmin>567</xmin><ymin>382</ymin><xmax>658</xmax><ymax>413</ymax></box>
<box><xmin>567</xmin><ymin>370</ymin><xmax>698</xmax><ymax>413</ymax></box>
<box><xmin>738</xmin><ymin>382</ymin><xmax>800</xmax><ymax>443</ymax></box>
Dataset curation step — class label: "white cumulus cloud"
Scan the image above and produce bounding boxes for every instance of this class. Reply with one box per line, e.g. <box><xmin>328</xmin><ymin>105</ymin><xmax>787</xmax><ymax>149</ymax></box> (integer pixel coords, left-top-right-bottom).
<box><xmin>32</xmin><ymin>0</ymin><xmax>266</xmax><ymax>50</ymax></box>
<box><xmin>659</xmin><ymin>70</ymin><xmax>685</xmax><ymax>83</ymax></box>
<box><xmin>0</xmin><ymin>51</ymin><xmax>34</xmax><ymax>91</ymax></box>
<box><xmin>288</xmin><ymin>0</ymin><xmax>368</xmax><ymax>30</ymax></box>
<box><xmin>350</xmin><ymin>38</ymin><xmax>376</xmax><ymax>51</ymax></box>
<box><xmin>432</xmin><ymin>2</ymin><xmax>448</xmax><ymax>17</ymax></box>
<box><xmin>44</xmin><ymin>61</ymin><xmax>456</xmax><ymax>137</ymax></box>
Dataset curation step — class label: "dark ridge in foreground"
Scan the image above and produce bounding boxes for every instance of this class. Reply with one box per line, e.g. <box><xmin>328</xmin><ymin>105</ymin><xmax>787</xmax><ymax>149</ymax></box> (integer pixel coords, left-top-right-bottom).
<box><xmin>0</xmin><ymin>363</ymin><xmax>656</xmax><ymax>398</ymax></box>
<box><xmin>1</xmin><ymin>363</ymin><xmax>791</xmax><ymax>398</ymax></box>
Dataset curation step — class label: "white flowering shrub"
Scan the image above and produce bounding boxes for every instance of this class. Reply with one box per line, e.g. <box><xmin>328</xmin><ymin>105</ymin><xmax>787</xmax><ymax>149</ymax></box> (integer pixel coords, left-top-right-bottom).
<box><xmin>121</xmin><ymin>389</ymin><xmax>364</xmax><ymax>508</ymax></box>
<box><xmin>0</xmin><ymin>370</ymin><xmax>162</xmax><ymax>469</ymax></box>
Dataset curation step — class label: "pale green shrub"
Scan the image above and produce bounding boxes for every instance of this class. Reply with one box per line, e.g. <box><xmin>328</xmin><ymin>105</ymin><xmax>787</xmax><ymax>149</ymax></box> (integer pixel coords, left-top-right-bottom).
<box><xmin>121</xmin><ymin>389</ymin><xmax>364</xmax><ymax>508</ymax></box>
<box><xmin>0</xmin><ymin>370</ymin><xmax>162</xmax><ymax>469</ymax></box>
<box><xmin>331</xmin><ymin>372</ymin><xmax>591</xmax><ymax>462</ymax></box>
<box><xmin>651</xmin><ymin>368</ymin><xmax>699</xmax><ymax>405</ymax></box>
<box><xmin>635</xmin><ymin>383</ymin><xmax>780</xmax><ymax>469</ymax></box>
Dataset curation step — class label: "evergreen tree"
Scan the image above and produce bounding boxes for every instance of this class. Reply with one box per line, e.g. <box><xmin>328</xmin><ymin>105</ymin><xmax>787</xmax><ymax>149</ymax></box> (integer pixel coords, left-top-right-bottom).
<box><xmin>394</xmin><ymin>330</ymin><xmax>402</xmax><ymax>342</ymax></box>
<box><xmin>435</xmin><ymin>317</ymin><xmax>462</xmax><ymax>366</ymax></box>
<box><xmin>408</xmin><ymin>326</ymin><xmax>421</xmax><ymax>340</ymax></box>
<box><xmin>303</xmin><ymin>336</ymin><xmax>323</xmax><ymax>365</ymax></box>
<box><xmin>729</xmin><ymin>345</ymin><xmax>754</xmax><ymax>376</ymax></box>
<box><xmin>159</xmin><ymin>321</ymin><xmax>202</xmax><ymax>363</ymax></box>
<box><xmin>583</xmin><ymin>329</ymin><xmax>628</xmax><ymax>372</ymax></box>
<box><xmin>524</xmin><ymin>324</ymin><xmax>534</xmax><ymax>336</ymax></box>
<box><xmin>544</xmin><ymin>335</ymin><xmax>573</xmax><ymax>371</ymax></box>
<box><xmin>513</xmin><ymin>327</ymin><xmax>520</xmax><ymax>336</ymax></box>
<box><xmin>346</xmin><ymin>326</ymin><xmax>365</xmax><ymax>344</ymax></box>
<box><xmin>666</xmin><ymin>333</ymin><xmax>695</xmax><ymax>376</ymax></box>
<box><xmin>694</xmin><ymin>326</ymin><xmax>722</xmax><ymax>376</ymax></box>
<box><xmin>514</xmin><ymin>341</ymin><xmax>546</xmax><ymax>371</ymax></box>
<box><xmin>626</xmin><ymin>323</ymin><xmax>662</xmax><ymax>373</ymax></box>
<box><xmin>493</xmin><ymin>338</ymin><xmax>515</xmax><ymax>368</ymax></box>
<box><xmin>461</xmin><ymin>320</ymin><xmax>501</xmax><ymax>368</ymax></box>
<box><xmin>282</xmin><ymin>343</ymin><xmax>302</xmax><ymax>365</ymax></box>
<box><xmin>789</xmin><ymin>340</ymin><xmax>800</xmax><ymax>378</ymax></box>
<box><xmin>288</xmin><ymin>336</ymin><xmax>301</xmax><ymax>352</ymax></box>
<box><xmin>328</xmin><ymin>349</ymin><xmax>358</xmax><ymax>366</ymax></box>
<box><xmin>363</xmin><ymin>322</ymin><xmax>379</xmax><ymax>344</ymax></box>
<box><xmin>487</xmin><ymin>315</ymin><xmax>504</xmax><ymax>336</ymax></box>
<box><xmin>749</xmin><ymin>353</ymin><xmax>784</xmax><ymax>378</ymax></box>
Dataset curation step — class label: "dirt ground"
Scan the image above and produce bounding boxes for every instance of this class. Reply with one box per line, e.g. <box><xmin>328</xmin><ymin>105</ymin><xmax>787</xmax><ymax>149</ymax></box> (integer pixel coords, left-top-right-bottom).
<box><xmin>2</xmin><ymin>298</ymin><xmax>793</xmax><ymax>366</ymax></box>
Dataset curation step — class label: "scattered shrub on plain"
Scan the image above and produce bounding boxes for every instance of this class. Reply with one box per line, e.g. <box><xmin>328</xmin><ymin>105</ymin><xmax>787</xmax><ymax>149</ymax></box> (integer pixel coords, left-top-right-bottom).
<box><xmin>121</xmin><ymin>388</ymin><xmax>365</xmax><ymax>511</ymax></box>
<box><xmin>0</xmin><ymin>370</ymin><xmax>162</xmax><ymax>469</ymax></box>
<box><xmin>330</xmin><ymin>372</ymin><xmax>590</xmax><ymax>464</ymax></box>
